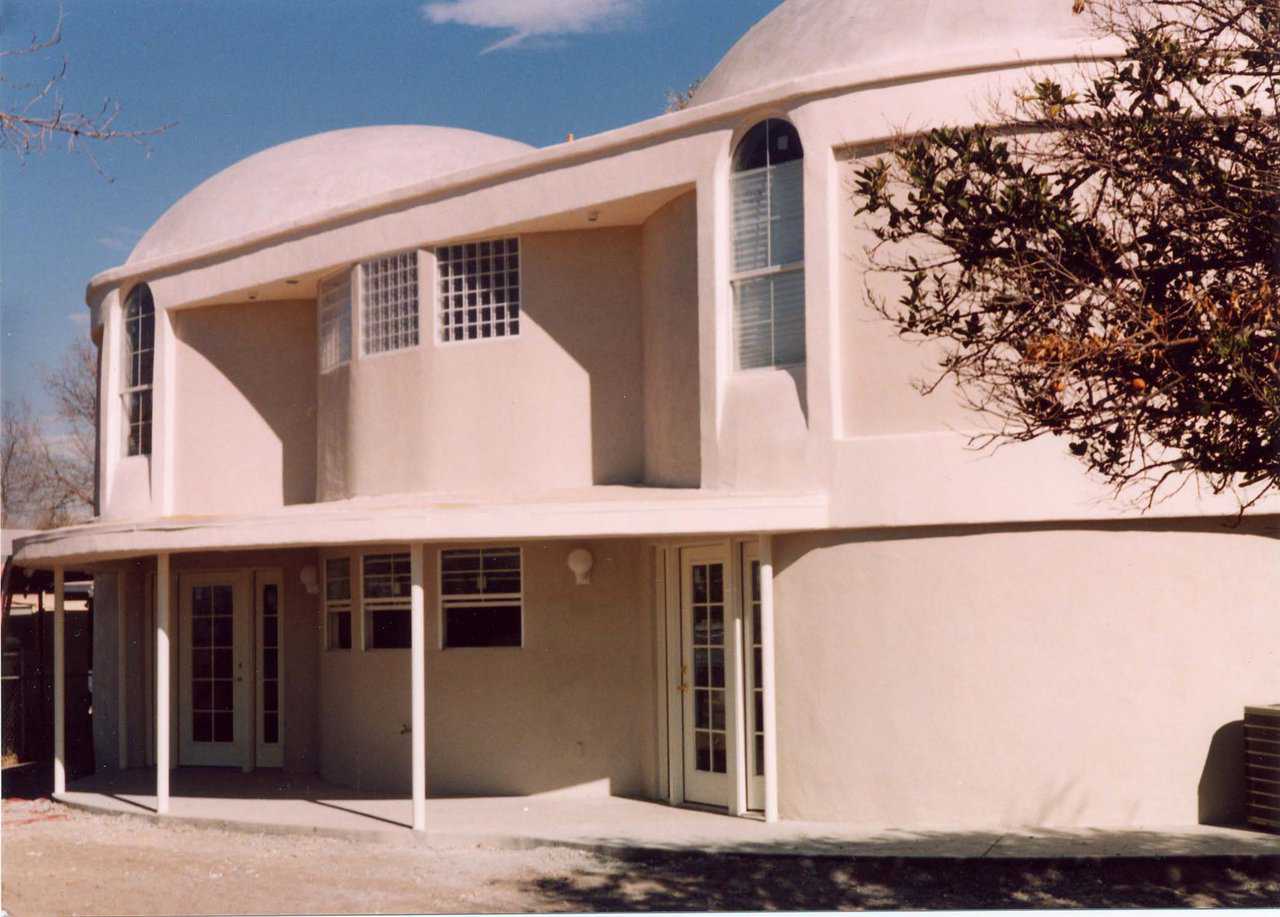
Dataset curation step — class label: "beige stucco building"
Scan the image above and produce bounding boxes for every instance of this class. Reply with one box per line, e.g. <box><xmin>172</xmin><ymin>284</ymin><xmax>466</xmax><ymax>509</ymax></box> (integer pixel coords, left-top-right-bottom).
<box><xmin>16</xmin><ymin>0</ymin><xmax>1279</xmax><ymax>831</ymax></box>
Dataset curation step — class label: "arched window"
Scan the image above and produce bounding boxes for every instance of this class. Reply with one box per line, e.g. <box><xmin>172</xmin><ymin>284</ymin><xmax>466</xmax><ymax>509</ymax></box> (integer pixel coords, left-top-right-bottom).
<box><xmin>731</xmin><ymin>119</ymin><xmax>805</xmax><ymax>370</ymax></box>
<box><xmin>123</xmin><ymin>284</ymin><xmax>155</xmax><ymax>456</ymax></box>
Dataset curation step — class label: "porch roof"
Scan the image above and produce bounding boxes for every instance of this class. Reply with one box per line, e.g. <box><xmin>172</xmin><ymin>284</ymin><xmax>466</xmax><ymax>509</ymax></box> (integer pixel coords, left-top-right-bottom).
<box><xmin>12</xmin><ymin>486</ymin><xmax>829</xmax><ymax>569</ymax></box>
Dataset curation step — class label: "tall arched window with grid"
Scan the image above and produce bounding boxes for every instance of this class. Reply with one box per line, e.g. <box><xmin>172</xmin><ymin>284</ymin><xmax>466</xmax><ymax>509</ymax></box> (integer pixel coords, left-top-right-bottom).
<box><xmin>123</xmin><ymin>284</ymin><xmax>155</xmax><ymax>456</ymax></box>
<box><xmin>731</xmin><ymin>119</ymin><xmax>805</xmax><ymax>370</ymax></box>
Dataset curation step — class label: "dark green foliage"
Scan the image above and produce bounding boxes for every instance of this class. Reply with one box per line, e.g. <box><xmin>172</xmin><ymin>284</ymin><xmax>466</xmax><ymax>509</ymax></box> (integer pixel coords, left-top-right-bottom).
<box><xmin>855</xmin><ymin>0</ymin><xmax>1278</xmax><ymax>513</ymax></box>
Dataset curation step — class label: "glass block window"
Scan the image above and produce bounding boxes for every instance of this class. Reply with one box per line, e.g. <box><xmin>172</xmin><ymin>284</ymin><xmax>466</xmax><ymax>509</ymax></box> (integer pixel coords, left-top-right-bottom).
<box><xmin>324</xmin><ymin>557</ymin><xmax>352</xmax><ymax>651</ymax></box>
<box><xmin>731</xmin><ymin>120</ymin><xmax>805</xmax><ymax>370</ymax></box>
<box><xmin>123</xmin><ymin>283</ymin><xmax>155</xmax><ymax>456</ymax></box>
<box><xmin>318</xmin><ymin>269</ymin><xmax>352</xmax><ymax>372</ymax></box>
<box><xmin>360</xmin><ymin>251</ymin><xmax>420</xmax><ymax>356</ymax></box>
<box><xmin>363</xmin><ymin>552</ymin><xmax>411</xmax><ymax>649</ymax></box>
<box><xmin>436</xmin><ymin>238</ymin><xmax>520</xmax><ymax>343</ymax></box>
<box><xmin>440</xmin><ymin>547</ymin><xmax>522</xmax><ymax>648</ymax></box>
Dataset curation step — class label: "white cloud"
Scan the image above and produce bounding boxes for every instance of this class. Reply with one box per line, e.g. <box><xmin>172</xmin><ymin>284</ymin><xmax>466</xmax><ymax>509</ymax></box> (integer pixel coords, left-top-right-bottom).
<box><xmin>66</xmin><ymin>311</ymin><xmax>89</xmax><ymax>327</ymax></box>
<box><xmin>96</xmin><ymin>225</ymin><xmax>142</xmax><ymax>253</ymax></box>
<box><xmin>421</xmin><ymin>0</ymin><xmax>641</xmax><ymax>51</ymax></box>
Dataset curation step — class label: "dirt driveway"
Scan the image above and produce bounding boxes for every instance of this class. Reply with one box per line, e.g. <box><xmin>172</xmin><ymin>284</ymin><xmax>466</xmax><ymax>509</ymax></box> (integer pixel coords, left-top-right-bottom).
<box><xmin>2</xmin><ymin>800</ymin><xmax>1278</xmax><ymax>914</ymax></box>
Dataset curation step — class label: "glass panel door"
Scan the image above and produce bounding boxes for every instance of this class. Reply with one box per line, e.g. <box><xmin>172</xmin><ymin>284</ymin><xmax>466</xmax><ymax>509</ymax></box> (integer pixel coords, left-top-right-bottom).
<box><xmin>681</xmin><ymin>547</ymin><xmax>730</xmax><ymax>807</ymax></box>
<box><xmin>743</xmin><ymin>543</ymin><xmax>766</xmax><ymax>809</ymax></box>
<box><xmin>179</xmin><ymin>573</ymin><xmax>251</xmax><ymax>768</ymax></box>
<box><xmin>255</xmin><ymin>572</ymin><xmax>284</xmax><ymax>768</ymax></box>
<box><xmin>191</xmin><ymin>584</ymin><xmax>235</xmax><ymax>746</ymax></box>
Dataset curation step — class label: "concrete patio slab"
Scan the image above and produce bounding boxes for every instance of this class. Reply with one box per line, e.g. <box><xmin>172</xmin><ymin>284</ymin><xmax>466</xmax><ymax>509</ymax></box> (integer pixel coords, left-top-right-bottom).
<box><xmin>53</xmin><ymin>768</ymin><xmax>1280</xmax><ymax>859</ymax></box>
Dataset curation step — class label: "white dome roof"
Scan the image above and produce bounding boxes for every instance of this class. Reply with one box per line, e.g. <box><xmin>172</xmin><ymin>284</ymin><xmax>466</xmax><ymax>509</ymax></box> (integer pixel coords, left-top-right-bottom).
<box><xmin>129</xmin><ymin>126</ymin><xmax>534</xmax><ymax>264</ymax></box>
<box><xmin>693</xmin><ymin>0</ymin><xmax>1099</xmax><ymax>107</ymax></box>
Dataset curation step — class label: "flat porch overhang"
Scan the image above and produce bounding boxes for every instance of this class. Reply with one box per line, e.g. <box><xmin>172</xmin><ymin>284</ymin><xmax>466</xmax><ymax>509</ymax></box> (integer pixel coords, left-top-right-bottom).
<box><xmin>13</xmin><ymin>486</ymin><xmax>829</xmax><ymax>568</ymax></box>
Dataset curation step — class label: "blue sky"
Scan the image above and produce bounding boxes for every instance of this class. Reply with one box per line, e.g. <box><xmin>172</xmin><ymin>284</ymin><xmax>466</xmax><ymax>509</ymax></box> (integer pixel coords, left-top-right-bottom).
<box><xmin>2</xmin><ymin>0</ymin><xmax>781</xmax><ymax>420</ymax></box>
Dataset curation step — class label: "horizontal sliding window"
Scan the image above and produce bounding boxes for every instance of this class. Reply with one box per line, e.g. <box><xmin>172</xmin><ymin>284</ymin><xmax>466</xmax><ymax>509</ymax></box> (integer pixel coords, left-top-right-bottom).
<box><xmin>437</xmin><ymin>238</ymin><xmax>520</xmax><ymax>343</ymax></box>
<box><xmin>441</xmin><ymin>547</ymin><xmax>522</xmax><ymax>648</ymax></box>
<box><xmin>361</xmin><ymin>252</ymin><xmax>419</xmax><ymax>356</ymax></box>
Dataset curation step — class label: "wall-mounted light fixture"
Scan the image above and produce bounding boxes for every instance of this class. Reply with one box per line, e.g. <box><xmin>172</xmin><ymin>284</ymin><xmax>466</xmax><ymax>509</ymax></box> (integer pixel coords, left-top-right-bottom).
<box><xmin>567</xmin><ymin>548</ymin><xmax>594</xmax><ymax>585</ymax></box>
<box><xmin>299</xmin><ymin>565</ymin><xmax>319</xmax><ymax>595</ymax></box>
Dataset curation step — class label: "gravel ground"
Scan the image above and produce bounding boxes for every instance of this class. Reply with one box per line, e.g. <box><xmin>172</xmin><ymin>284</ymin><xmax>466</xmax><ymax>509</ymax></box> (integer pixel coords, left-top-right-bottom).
<box><xmin>2</xmin><ymin>799</ymin><xmax>1278</xmax><ymax>914</ymax></box>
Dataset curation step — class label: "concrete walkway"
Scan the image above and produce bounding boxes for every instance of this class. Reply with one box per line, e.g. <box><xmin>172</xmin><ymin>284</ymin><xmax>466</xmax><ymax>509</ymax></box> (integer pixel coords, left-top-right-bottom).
<box><xmin>55</xmin><ymin>768</ymin><xmax>1280</xmax><ymax>859</ymax></box>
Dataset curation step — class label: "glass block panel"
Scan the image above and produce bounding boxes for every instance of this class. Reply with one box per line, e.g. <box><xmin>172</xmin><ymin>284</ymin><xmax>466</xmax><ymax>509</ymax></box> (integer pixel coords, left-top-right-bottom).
<box><xmin>360</xmin><ymin>251</ymin><xmax>420</xmax><ymax>355</ymax></box>
<box><xmin>755</xmin><ymin>733</ymin><xmax>766</xmax><ymax>777</ymax></box>
<box><xmin>437</xmin><ymin>239</ymin><xmax>520</xmax><ymax>343</ymax></box>
<box><xmin>264</xmin><ymin>713</ymin><xmax>279</xmax><ymax>744</ymax></box>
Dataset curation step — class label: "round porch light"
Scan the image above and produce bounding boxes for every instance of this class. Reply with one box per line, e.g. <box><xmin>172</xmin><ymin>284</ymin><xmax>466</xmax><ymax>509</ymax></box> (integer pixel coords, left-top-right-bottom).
<box><xmin>567</xmin><ymin>548</ymin><xmax>593</xmax><ymax>585</ymax></box>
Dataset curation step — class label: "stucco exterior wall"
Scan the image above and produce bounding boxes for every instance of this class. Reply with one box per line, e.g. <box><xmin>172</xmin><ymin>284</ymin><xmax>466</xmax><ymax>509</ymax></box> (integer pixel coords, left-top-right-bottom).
<box><xmin>640</xmin><ymin>192</ymin><xmax>701</xmax><ymax>487</ymax></box>
<box><xmin>836</xmin><ymin>159</ymin><xmax>976</xmax><ymax>439</ymax></box>
<box><xmin>316</xmin><ymin>229</ymin><xmax>646</xmax><ymax>500</ymax></box>
<box><xmin>173</xmin><ymin>300</ymin><xmax>318</xmax><ymax>514</ymax></box>
<box><xmin>772</xmin><ymin>521</ymin><xmax>1280</xmax><ymax>827</ymax></box>
<box><xmin>318</xmin><ymin>539</ymin><xmax>659</xmax><ymax>797</ymax></box>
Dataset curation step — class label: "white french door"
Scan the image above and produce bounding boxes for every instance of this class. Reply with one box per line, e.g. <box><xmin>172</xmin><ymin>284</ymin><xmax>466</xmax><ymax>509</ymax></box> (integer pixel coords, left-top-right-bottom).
<box><xmin>178</xmin><ymin>570</ymin><xmax>285</xmax><ymax>769</ymax></box>
<box><xmin>741</xmin><ymin>542</ymin><xmax>766</xmax><ymax>810</ymax></box>
<box><xmin>680</xmin><ymin>546</ymin><xmax>730</xmax><ymax>806</ymax></box>
<box><xmin>179</xmin><ymin>572</ymin><xmax>252</xmax><ymax>767</ymax></box>
<box><xmin>670</xmin><ymin>541</ymin><xmax>771</xmax><ymax>814</ymax></box>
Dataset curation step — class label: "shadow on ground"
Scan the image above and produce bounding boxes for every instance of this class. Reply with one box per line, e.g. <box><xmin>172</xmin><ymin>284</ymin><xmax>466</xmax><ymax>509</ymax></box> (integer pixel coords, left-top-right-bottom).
<box><xmin>525</xmin><ymin>851</ymin><xmax>1280</xmax><ymax>911</ymax></box>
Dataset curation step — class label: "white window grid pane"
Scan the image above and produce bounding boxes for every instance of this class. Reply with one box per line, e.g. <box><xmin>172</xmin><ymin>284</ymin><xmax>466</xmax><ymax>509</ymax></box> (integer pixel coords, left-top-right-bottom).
<box><xmin>123</xmin><ymin>287</ymin><xmax>155</xmax><ymax>456</ymax></box>
<box><xmin>361</xmin><ymin>252</ymin><xmax>420</xmax><ymax>356</ymax></box>
<box><xmin>441</xmin><ymin>547</ymin><xmax>522</xmax><ymax>607</ymax></box>
<box><xmin>363</xmin><ymin>552</ymin><xmax>412</xmax><ymax>608</ymax></box>
<box><xmin>325</xmin><ymin>557</ymin><xmax>351</xmax><ymax>602</ymax></box>
<box><xmin>318</xmin><ymin>271</ymin><xmax>352</xmax><ymax>371</ymax></box>
<box><xmin>436</xmin><ymin>238</ymin><xmax>520</xmax><ymax>343</ymax></box>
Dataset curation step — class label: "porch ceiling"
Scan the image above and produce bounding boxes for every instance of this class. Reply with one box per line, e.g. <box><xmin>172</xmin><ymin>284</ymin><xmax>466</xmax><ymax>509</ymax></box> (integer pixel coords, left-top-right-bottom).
<box><xmin>13</xmin><ymin>486</ymin><xmax>829</xmax><ymax>568</ymax></box>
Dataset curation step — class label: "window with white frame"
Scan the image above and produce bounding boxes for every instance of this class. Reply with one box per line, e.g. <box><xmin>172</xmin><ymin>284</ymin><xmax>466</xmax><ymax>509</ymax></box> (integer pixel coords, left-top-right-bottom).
<box><xmin>440</xmin><ymin>547</ymin><xmax>522</xmax><ymax>648</ymax></box>
<box><xmin>731</xmin><ymin>119</ymin><xmax>805</xmax><ymax>370</ymax></box>
<box><xmin>436</xmin><ymin>238</ymin><xmax>520</xmax><ymax>343</ymax></box>
<box><xmin>363</xmin><ymin>552</ymin><xmax>411</xmax><ymax>649</ymax></box>
<box><xmin>123</xmin><ymin>283</ymin><xmax>155</xmax><ymax>456</ymax></box>
<box><xmin>360</xmin><ymin>251</ymin><xmax>419</xmax><ymax>356</ymax></box>
<box><xmin>324</xmin><ymin>557</ymin><xmax>352</xmax><ymax>650</ymax></box>
<box><xmin>317</xmin><ymin>269</ymin><xmax>352</xmax><ymax>372</ymax></box>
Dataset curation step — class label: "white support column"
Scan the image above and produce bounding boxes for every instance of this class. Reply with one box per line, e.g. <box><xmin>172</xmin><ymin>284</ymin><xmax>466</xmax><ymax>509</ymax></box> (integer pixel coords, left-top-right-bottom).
<box><xmin>725</xmin><ymin>542</ymin><xmax>748</xmax><ymax>817</ymax></box>
<box><xmin>155</xmin><ymin>553</ymin><xmax>171</xmax><ymax>814</ymax></box>
<box><xmin>409</xmin><ymin>543</ymin><xmax>427</xmax><ymax>832</ymax></box>
<box><xmin>52</xmin><ymin>567</ymin><xmax>66</xmax><ymax>796</ymax></box>
<box><xmin>117</xmin><ymin>574</ymin><xmax>129</xmax><ymax>769</ymax></box>
<box><xmin>759</xmin><ymin>535</ymin><xmax>780</xmax><ymax>823</ymax></box>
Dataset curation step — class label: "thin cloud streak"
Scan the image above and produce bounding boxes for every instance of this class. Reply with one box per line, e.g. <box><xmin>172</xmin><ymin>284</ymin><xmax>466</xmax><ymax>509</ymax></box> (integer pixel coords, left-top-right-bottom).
<box><xmin>421</xmin><ymin>0</ymin><xmax>642</xmax><ymax>52</ymax></box>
